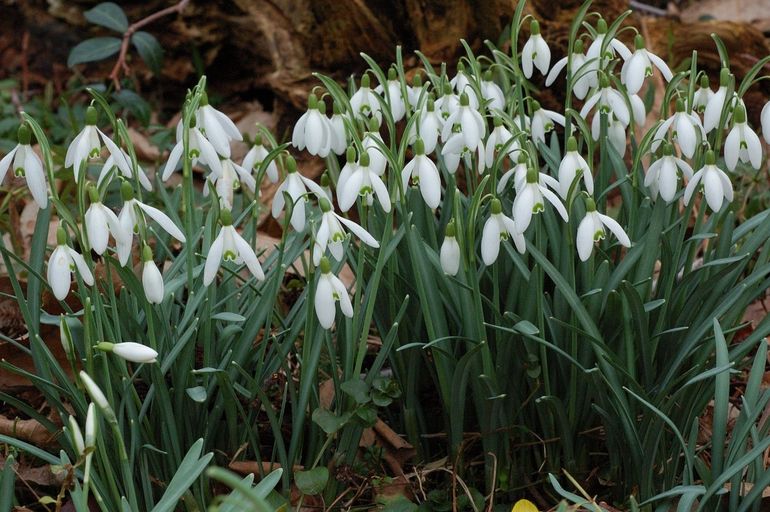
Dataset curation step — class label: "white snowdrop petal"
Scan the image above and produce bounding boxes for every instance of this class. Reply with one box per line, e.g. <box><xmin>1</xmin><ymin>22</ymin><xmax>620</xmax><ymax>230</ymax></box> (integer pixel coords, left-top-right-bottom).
<box><xmin>48</xmin><ymin>247</ymin><xmax>72</xmax><ymax>301</ymax></box>
<box><xmin>23</xmin><ymin>150</ymin><xmax>48</xmax><ymax>208</ymax></box>
<box><xmin>703</xmin><ymin>169</ymin><xmax>725</xmax><ymax>211</ymax></box>
<box><xmin>481</xmin><ymin>217</ymin><xmax>501</xmax><ymax>265</ymax></box>
<box><xmin>598</xmin><ymin>213</ymin><xmax>631</xmax><ymax>247</ymax></box>
<box><xmin>233</xmin><ymin>232</ymin><xmax>265</xmax><ymax>281</ymax></box>
<box><xmin>203</xmin><ymin>232</ymin><xmax>225</xmax><ymax>285</ymax></box>
<box><xmin>545</xmin><ymin>56</ymin><xmax>568</xmax><ymax>87</ymax></box>
<box><xmin>724</xmin><ymin>128</ymin><xmax>740</xmax><ymax>171</ymax></box>
<box><xmin>440</xmin><ymin>237</ymin><xmax>460</xmax><ymax>276</ymax></box>
<box><xmin>142</xmin><ymin>262</ymin><xmax>165</xmax><ymax>304</ymax></box>
<box><xmin>315</xmin><ymin>277</ymin><xmax>336</xmax><ymax>329</ymax></box>
<box><xmin>112</xmin><ymin>342</ymin><xmax>158</xmax><ymax>363</ymax></box>
<box><xmin>137</xmin><ymin>203</ymin><xmax>186</xmax><ymax>242</ymax></box>
<box><xmin>576</xmin><ymin>215</ymin><xmax>596</xmax><ymax>262</ymax></box>
<box><xmin>68</xmin><ymin>247</ymin><xmax>94</xmax><ymax>286</ymax></box>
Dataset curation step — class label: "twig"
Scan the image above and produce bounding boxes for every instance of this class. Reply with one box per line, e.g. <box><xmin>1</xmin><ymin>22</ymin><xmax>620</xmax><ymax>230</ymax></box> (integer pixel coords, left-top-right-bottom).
<box><xmin>109</xmin><ymin>0</ymin><xmax>191</xmax><ymax>90</ymax></box>
<box><xmin>629</xmin><ymin>0</ymin><xmax>670</xmax><ymax>17</ymax></box>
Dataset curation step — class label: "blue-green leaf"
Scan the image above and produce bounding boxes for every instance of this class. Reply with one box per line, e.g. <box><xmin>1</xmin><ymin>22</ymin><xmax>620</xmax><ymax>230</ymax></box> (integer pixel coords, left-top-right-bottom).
<box><xmin>131</xmin><ymin>31</ymin><xmax>163</xmax><ymax>74</ymax></box>
<box><xmin>68</xmin><ymin>37</ymin><xmax>122</xmax><ymax>67</ymax></box>
<box><xmin>84</xmin><ymin>2</ymin><xmax>128</xmax><ymax>32</ymax></box>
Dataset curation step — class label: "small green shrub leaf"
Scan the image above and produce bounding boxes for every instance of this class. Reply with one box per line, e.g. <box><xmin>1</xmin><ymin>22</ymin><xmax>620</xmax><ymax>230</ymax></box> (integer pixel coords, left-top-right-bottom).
<box><xmin>84</xmin><ymin>2</ymin><xmax>129</xmax><ymax>32</ymax></box>
<box><xmin>294</xmin><ymin>467</ymin><xmax>329</xmax><ymax>496</ymax></box>
<box><xmin>131</xmin><ymin>31</ymin><xmax>163</xmax><ymax>74</ymax></box>
<box><xmin>67</xmin><ymin>37</ymin><xmax>122</xmax><ymax>67</ymax></box>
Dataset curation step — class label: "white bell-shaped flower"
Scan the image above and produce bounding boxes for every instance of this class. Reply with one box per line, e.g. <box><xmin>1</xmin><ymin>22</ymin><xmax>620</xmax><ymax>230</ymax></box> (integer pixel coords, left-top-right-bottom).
<box><xmin>588</xmin><ymin>113</ymin><xmax>629</xmax><ymax>158</ymax></box>
<box><xmin>522</xmin><ymin>20</ymin><xmax>551</xmax><ymax>78</ymax></box>
<box><xmin>350</xmin><ymin>74</ymin><xmax>383</xmax><ymax>122</ymax></box>
<box><xmin>65</xmin><ymin>106</ymin><xmax>130</xmax><ymax>182</ymax></box>
<box><xmin>761</xmin><ymin>100</ymin><xmax>770</xmax><ymax>144</ymax></box>
<box><xmin>312</xmin><ymin>198</ymin><xmax>379</xmax><ymax>265</ymax></box>
<box><xmin>545</xmin><ymin>39</ymin><xmax>591</xmax><ymax>100</ymax></box>
<box><xmin>724</xmin><ymin>104</ymin><xmax>762</xmax><ymax>170</ymax></box>
<box><xmin>337</xmin><ymin>147</ymin><xmax>359</xmax><ymax>194</ymax></box>
<box><xmin>204</xmin><ymin>209</ymin><xmax>265</xmax><ymax>286</ymax></box>
<box><xmin>0</xmin><ymin>124</ymin><xmax>48</xmax><ymax>208</ymax></box>
<box><xmin>407</xmin><ymin>74</ymin><xmax>427</xmax><ymax>110</ymax></box>
<box><xmin>374</xmin><ymin>68</ymin><xmax>407</xmax><ymax>122</ymax></box>
<box><xmin>292</xmin><ymin>93</ymin><xmax>332</xmax><ymax>157</ymax></box>
<box><xmin>242</xmin><ymin>133</ymin><xmax>279</xmax><ymax>183</ymax></box>
<box><xmin>441</xmin><ymin>92</ymin><xmax>486</xmax><ymax>156</ymax></box>
<box><xmin>407</xmin><ymin>97</ymin><xmax>443</xmax><ymax>154</ymax></box>
<box><xmin>328</xmin><ymin>102</ymin><xmax>349</xmax><ymax>155</ymax></box>
<box><xmin>450</xmin><ymin>63</ymin><xmax>479</xmax><ymax>107</ymax></box>
<box><xmin>558</xmin><ymin>136</ymin><xmax>593</xmax><ymax>199</ymax></box>
<box><xmin>338</xmin><ymin>151</ymin><xmax>391</xmax><ymax>213</ymax></box>
<box><xmin>576</xmin><ymin>196</ymin><xmax>631</xmax><ymax>261</ymax></box>
<box><xmin>97</xmin><ymin>147</ymin><xmax>152</xmax><ymax>191</ymax></box>
<box><xmin>645</xmin><ymin>143</ymin><xmax>693</xmax><ymax>203</ymax></box>
<box><xmin>402</xmin><ymin>139</ymin><xmax>442</xmax><ymax>209</ymax></box>
<box><xmin>84</xmin><ymin>185</ymin><xmax>124</xmax><ymax>256</ymax></box>
<box><xmin>271</xmin><ymin>155</ymin><xmax>329</xmax><ymax>231</ymax></box>
<box><xmin>651</xmin><ymin>99</ymin><xmax>705</xmax><ymax>159</ymax></box>
<box><xmin>141</xmin><ymin>244</ymin><xmax>164</xmax><ymax>304</ymax></box>
<box><xmin>162</xmin><ymin>118</ymin><xmax>222</xmax><ymax>180</ymax></box>
<box><xmin>435</xmin><ymin>82</ymin><xmax>465</xmax><ymax>121</ymax></box>
<box><xmin>195</xmin><ymin>92</ymin><xmax>242</xmax><ymax>158</ymax></box>
<box><xmin>691</xmin><ymin>75</ymin><xmax>714</xmax><ymax>115</ymax></box>
<box><xmin>97</xmin><ymin>341</ymin><xmax>158</xmax><ymax>363</ymax></box>
<box><xmin>315</xmin><ymin>256</ymin><xmax>353</xmax><ymax>329</ymax></box>
<box><xmin>683</xmin><ymin>149</ymin><xmax>733</xmax><ymax>212</ymax></box>
<box><xmin>47</xmin><ymin>227</ymin><xmax>94</xmax><ymax>301</ymax></box>
<box><xmin>481</xmin><ymin>198</ymin><xmax>526</xmax><ymax>265</ymax></box>
<box><xmin>497</xmin><ymin>153</ymin><xmax>529</xmax><ymax>194</ymax></box>
<box><xmin>484</xmin><ymin>117</ymin><xmax>521</xmax><ymax>171</ymax></box>
<box><xmin>362</xmin><ymin>120</ymin><xmax>388</xmax><ymax>176</ymax></box>
<box><xmin>621</xmin><ymin>35</ymin><xmax>673</xmax><ymax>95</ymax></box>
<box><xmin>206</xmin><ymin>157</ymin><xmax>256</xmax><ymax>210</ymax></box>
<box><xmin>480</xmin><ymin>71</ymin><xmax>505</xmax><ymax>112</ymax></box>
<box><xmin>704</xmin><ymin>69</ymin><xmax>732</xmax><ymax>133</ymax></box>
<box><xmin>440</xmin><ymin>220</ymin><xmax>461</xmax><ymax>276</ymax></box>
<box><xmin>513</xmin><ymin>165</ymin><xmax>568</xmax><ymax>234</ymax></box>
<box><xmin>66</xmin><ymin>403</ymin><xmax>97</xmax><ymax>486</ymax></box>
<box><xmin>530</xmin><ymin>100</ymin><xmax>565</xmax><ymax>144</ymax></box>
<box><xmin>585</xmin><ymin>19</ymin><xmax>631</xmax><ymax>87</ymax></box>
<box><xmin>580</xmin><ymin>74</ymin><xmax>631</xmax><ymax>127</ymax></box>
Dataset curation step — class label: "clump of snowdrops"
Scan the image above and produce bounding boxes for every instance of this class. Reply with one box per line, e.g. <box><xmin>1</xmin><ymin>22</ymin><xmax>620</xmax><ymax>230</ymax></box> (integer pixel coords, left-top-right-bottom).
<box><xmin>3</xmin><ymin>0</ymin><xmax>770</xmax><ymax>509</ymax></box>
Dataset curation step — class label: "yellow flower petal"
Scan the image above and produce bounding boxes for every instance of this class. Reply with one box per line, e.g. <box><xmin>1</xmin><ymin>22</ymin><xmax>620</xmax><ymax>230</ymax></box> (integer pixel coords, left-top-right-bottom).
<box><xmin>512</xmin><ymin>499</ymin><xmax>539</xmax><ymax>512</ymax></box>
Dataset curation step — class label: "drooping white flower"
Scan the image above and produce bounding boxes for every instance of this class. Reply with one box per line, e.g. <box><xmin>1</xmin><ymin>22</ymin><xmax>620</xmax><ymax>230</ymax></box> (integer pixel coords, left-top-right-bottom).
<box><xmin>315</xmin><ymin>257</ymin><xmax>353</xmax><ymax>329</ymax></box>
<box><xmin>84</xmin><ymin>185</ymin><xmax>123</xmax><ymax>256</ymax></box>
<box><xmin>407</xmin><ymin>97</ymin><xmax>443</xmax><ymax>154</ymax></box>
<box><xmin>481</xmin><ymin>198</ymin><xmax>526</xmax><ymax>265</ymax></box>
<box><xmin>97</xmin><ymin>341</ymin><xmax>159</xmax><ymax>363</ymax></box>
<box><xmin>621</xmin><ymin>35</ymin><xmax>673</xmax><ymax>95</ymax></box>
<box><xmin>645</xmin><ymin>142</ymin><xmax>693</xmax><ymax>203</ymax></box>
<box><xmin>328</xmin><ymin>102</ymin><xmax>349</xmax><ymax>155</ymax></box>
<box><xmin>683</xmin><ymin>149</ymin><xmax>733</xmax><ymax>212</ymax></box>
<box><xmin>312</xmin><ymin>198</ymin><xmax>379</xmax><ymax>265</ymax></box>
<box><xmin>483</xmin><ymin>117</ymin><xmax>521</xmax><ymax>171</ymax></box>
<box><xmin>407</xmin><ymin>73</ymin><xmax>427</xmax><ymax>110</ymax></box>
<box><xmin>651</xmin><ymin>99</ymin><xmax>705</xmax><ymax>159</ymax></box>
<box><xmin>242</xmin><ymin>133</ymin><xmax>279</xmax><ymax>183</ymax></box>
<box><xmin>375</xmin><ymin>68</ymin><xmax>407</xmax><ymax>122</ymax></box>
<box><xmin>497</xmin><ymin>153</ymin><xmax>529</xmax><ymax>194</ymax></box>
<box><xmin>435</xmin><ymin>82</ymin><xmax>463</xmax><ymax>120</ymax></box>
<box><xmin>271</xmin><ymin>155</ymin><xmax>329</xmax><ymax>231</ymax></box>
<box><xmin>441</xmin><ymin>92</ymin><xmax>486</xmax><ymax>156</ymax></box>
<box><xmin>141</xmin><ymin>244</ymin><xmax>164</xmax><ymax>304</ymax></box>
<box><xmin>589</xmin><ymin>112</ymin><xmax>628</xmax><ymax>157</ymax></box>
<box><xmin>350</xmin><ymin>74</ymin><xmax>383</xmax><ymax>122</ymax></box>
<box><xmin>450</xmin><ymin>62</ymin><xmax>479</xmax><ymax>107</ymax></box>
<box><xmin>116</xmin><ymin>182</ymin><xmax>186</xmax><ymax>266</ymax></box>
<box><xmin>513</xmin><ymin>165</ymin><xmax>568</xmax><ymax>233</ymax></box>
<box><xmin>292</xmin><ymin>93</ymin><xmax>332</xmax><ymax>157</ymax></box>
<box><xmin>338</xmin><ymin>151</ymin><xmax>391</xmax><ymax>213</ymax></box>
<box><xmin>97</xmin><ymin>147</ymin><xmax>153</xmax><ymax>191</ymax></box>
<box><xmin>576</xmin><ymin>197</ymin><xmax>631</xmax><ymax>261</ymax></box>
<box><xmin>79</xmin><ymin>372</ymin><xmax>111</xmax><ymax>414</ymax></box>
<box><xmin>440</xmin><ymin>220</ymin><xmax>461</xmax><ymax>276</ymax></box>
<box><xmin>204</xmin><ymin>209</ymin><xmax>265</xmax><ymax>285</ymax></box>
<box><xmin>522</xmin><ymin>20</ymin><xmax>551</xmax><ymax>79</ymax></box>
<box><xmin>194</xmin><ymin>93</ymin><xmax>242</xmax><ymax>158</ymax></box>
<box><xmin>0</xmin><ymin>124</ymin><xmax>48</xmax><ymax>208</ymax></box>
<box><xmin>580</xmin><ymin>74</ymin><xmax>631</xmax><ymax>128</ymax></box>
<box><xmin>724</xmin><ymin>104</ymin><xmax>762</xmax><ymax>170</ymax></box>
<box><xmin>530</xmin><ymin>100</ymin><xmax>565</xmax><ymax>144</ymax></box>
<box><xmin>162</xmin><ymin>119</ymin><xmax>222</xmax><ymax>181</ymax></box>
<box><xmin>761</xmin><ymin>100</ymin><xmax>770</xmax><ymax>144</ymax></box>
<box><xmin>557</xmin><ymin>136</ymin><xmax>593</xmax><ymax>199</ymax></box>
<box><xmin>206</xmin><ymin>157</ymin><xmax>256</xmax><ymax>209</ymax></box>
<box><xmin>65</xmin><ymin>106</ymin><xmax>130</xmax><ymax>182</ymax></box>
<box><xmin>692</xmin><ymin>75</ymin><xmax>714</xmax><ymax>115</ymax></box>
<box><xmin>337</xmin><ymin>147</ymin><xmax>358</xmax><ymax>194</ymax></box>
<box><xmin>362</xmin><ymin>120</ymin><xmax>388</xmax><ymax>176</ymax></box>
<box><xmin>47</xmin><ymin>227</ymin><xmax>94</xmax><ymax>301</ymax></box>
<box><xmin>585</xmin><ymin>18</ymin><xmax>631</xmax><ymax>87</ymax></box>
<box><xmin>402</xmin><ymin>139</ymin><xmax>442</xmax><ymax>209</ymax></box>
<box><xmin>704</xmin><ymin>68</ymin><xmax>732</xmax><ymax>133</ymax></box>
<box><xmin>480</xmin><ymin>70</ymin><xmax>505</xmax><ymax>112</ymax></box>
<box><xmin>545</xmin><ymin>39</ymin><xmax>591</xmax><ymax>99</ymax></box>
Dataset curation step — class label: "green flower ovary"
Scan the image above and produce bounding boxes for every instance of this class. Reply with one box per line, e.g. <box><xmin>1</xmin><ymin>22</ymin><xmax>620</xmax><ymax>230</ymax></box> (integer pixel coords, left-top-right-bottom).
<box><xmin>593</xmin><ymin>228</ymin><xmax>606</xmax><ymax>242</ymax></box>
<box><xmin>14</xmin><ymin>166</ymin><xmax>25</xmax><ymax>177</ymax></box>
<box><xmin>223</xmin><ymin>249</ymin><xmax>237</xmax><ymax>262</ymax></box>
<box><xmin>532</xmin><ymin>202</ymin><xmax>544</xmax><ymax>214</ymax></box>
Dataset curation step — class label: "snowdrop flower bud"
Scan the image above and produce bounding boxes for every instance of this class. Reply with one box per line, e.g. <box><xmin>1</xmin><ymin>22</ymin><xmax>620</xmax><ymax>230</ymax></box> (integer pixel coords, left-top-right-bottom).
<box><xmin>163</xmin><ymin>116</ymin><xmax>222</xmax><ymax>180</ymax></box>
<box><xmin>441</xmin><ymin>92</ymin><xmax>486</xmax><ymax>156</ymax></box>
<box><xmin>350</xmin><ymin>74</ymin><xmax>383</xmax><ymax>122</ymax></box>
<box><xmin>0</xmin><ymin>124</ymin><xmax>48</xmax><ymax>208</ymax></box>
<box><xmin>546</xmin><ymin>39</ymin><xmax>590</xmax><ymax>99</ymax></box>
<box><xmin>692</xmin><ymin>75</ymin><xmax>714</xmax><ymax>115</ymax></box>
<box><xmin>84</xmin><ymin>184</ymin><xmax>122</xmax><ymax>256</ymax></box>
<box><xmin>97</xmin><ymin>341</ymin><xmax>158</xmax><ymax>363</ymax></box>
<box><xmin>48</xmin><ymin>227</ymin><xmax>95</xmax><ymax>301</ymax></box>
<box><xmin>338</xmin><ymin>151</ymin><xmax>391</xmax><ymax>213</ymax></box>
<box><xmin>513</xmin><ymin>165</ymin><xmax>568</xmax><ymax>234</ymax></box>
<box><xmin>684</xmin><ymin>149</ymin><xmax>733</xmax><ymax>212</ymax></box>
<box><xmin>530</xmin><ymin>100</ymin><xmax>565</xmax><ymax>144</ymax></box>
<box><xmin>67</xmin><ymin>415</ymin><xmax>84</xmax><ymax>455</ymax></box>
<box><xmin>440</xmin><ymin>220</ymin><xmax>460</xmax><ymax>276</ymax></box>
<box><xmin>576</xmin><ymin>197</ymin><xmax>631</xmax><ymax>261</ymax></box>
<box><xmin>79</xmin><ymin>371</ymin><xmax>114</xmax><ymax>422</ymax></box>
<box><xmin>402</xmin><ymin>139</ymin><xmax>442</xmax><ymax>209</ymax></box>
<box><xmin>292</xmin><ymin>93</ymin><xmax>332</xmax><ymax>157</ymax></box>
<box><xmin>621</xmin><ymin>34</ymin><xmax>672</xmax><ymax>95</ymax></box>
<box><xmin>374</xmin><ymin>68</ymin><xmax>406</xmax><ymax>122</ymax></box>
<box><xmin>724</xmin><ymin>104</ymin><xmax>762</xmax><ymax>170</ymax></box>
<box><xmin>242</xmin><ymin>133</ymin><xmax>279</xmax><ymax>183</ymax></box>
<box><xmin>65</xmin><ymin>106</ymin><xmax>132</xmax><ymax>182</ymax></box>
<box><xmin>645</xmin><ymin>143</ymin><xmax>693</xmax><ymax>203</ymax></box>
<box><xmin>315</xmin><ymin>257</ymin><xmax>353</xmax><ymax>329</ymax></box>
<box><xmin>480</xmin><ymin>70</ymin><xmax>505</xmax><ymax>112</ymax></box>
<box><xmin>651</xmin><ymin>99</ymin><xmax>705</xmax><ymax>159</ymax></box>
<box><xmin>558</xmin><ymin>136</ymin><xmax>593</xmax><ymax>199</ymax></box>
<box><xmin>312</xmin><ymin>198</ymin><xmax>379</xmax><ymax>265</ymax></box>
<box><xmin>407</xmin><ymin>96</ymin><xmax>443</xmax><ymax>154</ymax></box>
<box><xmin>205</xmin><ymin>208</ymin><xmax>265</xmax><ymax>285</ymax></box>
<box><xmin>141</xmin><ymin>244</ymin><xmax>164</xmax><ymax>304</ymax></box>
<box><xmin>272</xmin><ymin>155</ymin><xmax>329</xmax><ymax>231</ymax></box>
<box><xmin>481</xmin><ymin>198</ymin><xmax>525</xmax><ymax>265</ymax></box>
<box><xmin>522</xmin><ymin>20</ymin><xmax>551</xmax><ymax>78</ymax></box>
<box><xmin>59</xmin><ymin>315</ymin><xmax>75</xmax><ymax>359</ymax></box>
<box><xmin>83</xmin><ymin>403</ymin><xmax>96</xmax><ymax>485</ymax></box>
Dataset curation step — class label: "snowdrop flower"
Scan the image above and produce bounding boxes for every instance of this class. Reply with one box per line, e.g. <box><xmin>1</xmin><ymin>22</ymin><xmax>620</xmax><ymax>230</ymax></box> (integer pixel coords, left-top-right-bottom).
<box><xmin>328</xmin><ymin>102</ymin><xmax>349</xmax><ymax>155</ymax></box>
<box><xmin>117</xmin><ymin>182</ymin><xmax>186</xmax><ymax>266</ymax></box>
<box><xmin>440</xmin><ymin>220</ymin><xmax>461</xmax><ymax>276</ymax></box>
<box><xmin>645</xmin><ymin>143</ymin><xmax>693</xmax><ymax>203</ymax></box>
<box><xmin>558</xmin><ymin>136</ymin><xmax>593</xmax><ymax>199</ymax></box>
<box><xmin>337</xmin><ymin>147</ymin><xmax>359</xmax><ymax>194</ymax></box>
<box><xmin>312</xmin><ymin>198</ymin><xmax>379</xmax><ymax>265</ymax></box>
<box><xmin>513</xmin><ymin>165</ymin><xmax>568</xmax><ymax>233</ymax></box>
<box><xmin>162</xmin><ymin>118</ymin><xmax>222</xmax><ymax>180</ymax></box>
<box><xmin>338</xmin><ymin>152</ymin><xmax>391</xmax><ymax>212</ymax></box>
<box><xmin>195</xmin><ymin>92</ymin><xmax>242</xmax><ymax>158</ymax></box>
<box><xmin>375</xmin><ymin>68</ymin><xmax>407</xmax><ymax>122</ymax></box>
<box><xmin>207</xmin><ymin>157</ymin><xmax>256</xmax><ymax>209</ymax></box>
<box><xmin>761</xmin><ymin>100</ymin><xmax>770</xmax><ymax>144</ymax></box>
<box><xmin>204</xmin><ymin>209</ymin><xmax>265</xmax><ymax>285</ymax></box>
<box><xmin>272</xmin><ymin>155</ymin><xmax>329</xmax><ymax>231</ymax></box>
<box><xmin>402</xmin><ymin>139</ymin><xmax>442</xmax><ymax>208</ymax></box>
<box><xmin>65</xmin><ymin>106</ymin><xmax>130</xmax><ymax>182</ymax></box>
<box><xmin>97</xmin><ymin>147</ymin><xmax>152</xmax><ymax>191</ymax></box>
<box><xmin>84</xmin><ymin>185</ymin><xmax>123</xmax><ymax>256</ymax></box>
<box><xmin>497</xmin><ymin>153</ymin><xmax>529</xmax><ymax>194</ymax></box>
<box><xmin>724</xmin><ymin>104</ymin><xmax>762</xmax><ymax>170</ymax></box>
<box><xmin>704</xmin><ymin>68</ymin><xmax>732</xmax><ymax>133</ymax></box>
<box><xmin>450</xmin><ymin>62</ymin><xmax>479</xmax><ymax>106</ymax></box>
<box><xmin>292</xmin><ymin>93</ymin><xmax>332</xmax><ymax>157</ymax></box>
<box><xmin>0</xmin><ymin>124</ymin><xmax>48</xmax><ymax>208</ymax></box>
<box><xmin>576</xmin><ymin>197</ymin><xmax>631</xmax><ymax>261</ymax></box>
<box><xmin>630</xmin><ymin>94</ymin><xmax>647</xmax><ymax>127</ymax></box>
<box><xmin>651</xmin><ymin>99</ymin><xmax>705</xmax><ymax>159</ymax></box>
<box><xmin>435</xmin><ymin>82</ymin><xmax>464</xmax><ymax>120</ymax></box>
<box><xmin>484</xmin><ymin>117</ymin><xmax>520</xmax><ymax>171</ymax></box>
<box><xmin>530</xmin><ymin>100</ymin><xmax>565</xmax><ymax>144</ymax></box>
<box><xmin>362</xmin><ymin>117</ymin><xmax>388</xmax><ymax>176</ymax></box>
<box><xmin>692</xmin><ymin>75</ymin><xmax>714</xmax><ymax>115</ymax></box>
<box><xmin>407</xmin><ymin>97</ymin><xmax>443</xmax><ymax>154</ymax></box>
<box><xmin>315</xmin><ymin>256</ymin><xmax>353</xmax><ymax>329</ymax></box>
<box><xmin>407</xmin><ymin>73</ymin><xmax>427</xmax><ymax>110</ymax></box>
<box><xmin>97</xmin><ymin>341</ymin><xmax>158</xmax><ymax>364</ymax></box>
<box><xmin>545</xmin><ymin>39</ymin><xmax>591</xmax><ymax>100</ymax></box>
<box><xmin>67</xmin><ymin>404</ymin><xmax>97</xmax><ymax>485</ymax></box>
<box><xmin>522</xmin><ymin>20</ymin><xmax>551</xmax><ymax>79</ymax></box>
<box><xmin>79</xmin><ymin>372</ymin><xmax>111</xmax><ymax>417</ymax></box>
<box><xmin>621</xmin><ymin>35</ymin><xmax>672</xmax><ymax>95</ymax></box>
<box><xmin>481</xmin><ymin>198</ymin><xmax>526</xmax><ymax>265</ymax></box>
<box><xmin>241</xmin><ymin>133</ymin><xmax>279</xmax><ymax>182</ymax></box>
<box><xmin>141</xmin><ymin>244</ymin><xmax>164</xmax><ymax>304</ymax></box>
<box><xmin>585</xmin><ymin>18</ymin><xmax>631</xmax><ymax>86</ymax></box>
<box><xmin>320</xmin><ymin>172</ymin><xmax>333</xmax><ymax>202</ymax></box>
<box><xmin>47</xmin><ymin>227</ymin><xmax>94</xmax><ymax>301</ymax></box>
<box><xmin>441</xmin><ymin>93</ymin><xmax>486</xmax><ymax>155</ymax></box>
<box><xmin>590</xmin><ymin>113</ymin><xmax>629</xmax><ymax>157</ymax></box>
<box><xmin>684</xmin><ymin>149</ymin><xmax>733</xmax><ymax>212</ymax></box>
<box><xmin>580</xmin><ymin>75</ymin><xmax>630</xmax><ymax>127</ymax></box>
<box><xmin>350</xmin><ymin>74</ymin><xmax>383</xmax><ymax>122</ymax></box>
<box><xmin>480</xmin><ymin>70</ymin><xmax>505</xmax><ymax>112</ymax></box>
